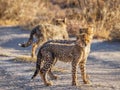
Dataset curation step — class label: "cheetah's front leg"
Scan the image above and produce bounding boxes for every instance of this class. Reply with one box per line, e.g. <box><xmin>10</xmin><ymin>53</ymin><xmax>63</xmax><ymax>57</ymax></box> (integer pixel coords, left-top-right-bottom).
<box><xmin>72</xmin><ymin>61</ymin><xmax>78</xmax><ymax>86</ymax></box>
<box><xmin>79</xmin><ymin>61</ymin><xmax>91</xmax><ymax>84</ymax></box>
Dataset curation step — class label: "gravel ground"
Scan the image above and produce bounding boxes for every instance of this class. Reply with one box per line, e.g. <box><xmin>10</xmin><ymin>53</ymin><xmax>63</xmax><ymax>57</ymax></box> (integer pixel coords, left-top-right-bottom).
<box><xmin>0</xmin><ymin>26</ymin><xmax>120</xmax><ymax>90</ymax></box>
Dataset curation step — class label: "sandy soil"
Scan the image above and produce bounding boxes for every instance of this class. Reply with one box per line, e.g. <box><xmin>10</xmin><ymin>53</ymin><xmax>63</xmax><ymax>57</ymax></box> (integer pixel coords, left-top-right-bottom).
<box><xmin>0</xmin><ymin>26</ymin><xmax>120</xmax><ymax>90</ymax></box>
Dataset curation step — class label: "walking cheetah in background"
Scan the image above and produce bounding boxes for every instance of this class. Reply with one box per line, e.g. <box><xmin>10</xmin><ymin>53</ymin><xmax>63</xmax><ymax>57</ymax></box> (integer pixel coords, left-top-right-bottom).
<box><xmin>31</xmin><ymin>26</ymin><xmax>94</xmax><ymax>86</ymax></box>
<box><xmin>18</xmin><ymin>18</ymin><xmax>69</xmax><ymax>58</ymax></box>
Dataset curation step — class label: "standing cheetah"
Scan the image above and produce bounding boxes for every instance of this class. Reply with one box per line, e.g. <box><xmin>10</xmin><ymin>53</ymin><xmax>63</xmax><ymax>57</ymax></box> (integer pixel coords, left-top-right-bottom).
<box><xmin>31</xmin><ymin>27</ymin><xmax>94</xmax><ymax>86</ymax></box>
<box><xmin>18</xmin><ymin>18</ymin><xmax>69</xmax><ymax>58</ymax></box>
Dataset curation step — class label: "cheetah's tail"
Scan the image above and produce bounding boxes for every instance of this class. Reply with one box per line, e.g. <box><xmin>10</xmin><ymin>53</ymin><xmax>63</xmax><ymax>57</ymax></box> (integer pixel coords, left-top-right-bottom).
<box><xmin>31</xmin><ymin>51</ymin><xmax>42</xmax><ymax>79</ymax></box>
<box><xmin>18</xmin><ymin>25</ymin><xmax>39</xmax><ymax>47</ymax></box>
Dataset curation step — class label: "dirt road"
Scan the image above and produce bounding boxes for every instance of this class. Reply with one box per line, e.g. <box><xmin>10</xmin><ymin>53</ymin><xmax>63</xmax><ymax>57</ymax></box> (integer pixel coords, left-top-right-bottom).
<box><xmin>0</xmin><ymin>26</ymin><xmax>120</xmax><ymax>90</ymax></box>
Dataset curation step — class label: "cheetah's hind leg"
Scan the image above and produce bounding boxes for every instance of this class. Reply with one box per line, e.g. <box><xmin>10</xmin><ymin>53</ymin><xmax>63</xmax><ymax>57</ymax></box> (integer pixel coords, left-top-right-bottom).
<box><xmin>48</xmin><ymin>59</ymin><xmax>58</xmax><ymax>80</ymax></box>
<box><xmin>39</xmin><ymin>52</ymin><xmax>55</xmax><ymax>86</ymax></box>
<box><xmin>48</xmin><ymin>68</ymin><xmax>58</xmax><ymax>80</ymax></box>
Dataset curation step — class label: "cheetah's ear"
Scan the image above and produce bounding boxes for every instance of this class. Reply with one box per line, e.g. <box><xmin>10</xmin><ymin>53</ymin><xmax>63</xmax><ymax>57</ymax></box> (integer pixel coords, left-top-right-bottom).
<box><xmin>62</xmin><ymin>17</ymin><xmax>67</xmax><ymax>24</ymax></box>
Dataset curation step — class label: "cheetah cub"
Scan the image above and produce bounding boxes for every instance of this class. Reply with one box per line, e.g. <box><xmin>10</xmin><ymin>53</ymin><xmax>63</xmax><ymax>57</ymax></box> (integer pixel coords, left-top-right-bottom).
<box><xmin>18</xmin><ymin>18</ymin><xmax>68</xmax><ymax>58</ymax></box>
<box><xmin>31</xmin><ymin>27</ymin><xmax>94</xmax><ymax>86</ymax></box>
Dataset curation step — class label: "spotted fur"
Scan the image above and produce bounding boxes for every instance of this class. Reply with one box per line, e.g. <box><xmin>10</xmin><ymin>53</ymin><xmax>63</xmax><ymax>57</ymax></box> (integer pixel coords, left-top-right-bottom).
<box><xmin>31</xmin><ymin>27</ymin><xmax>94</xmax><ymax>86</ymax></box>
<box><xmin>18</xmin><ymin>18</ymin><xmax>69</xmax><ymax>57</ymax></box>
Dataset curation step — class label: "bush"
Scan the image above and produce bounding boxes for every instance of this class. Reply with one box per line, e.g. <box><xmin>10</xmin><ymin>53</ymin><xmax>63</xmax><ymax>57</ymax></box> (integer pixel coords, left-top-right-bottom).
<box><xmin>0</xmin><ymin>0</ymin><xmax>120</xmax><ymax>40</ymax></box>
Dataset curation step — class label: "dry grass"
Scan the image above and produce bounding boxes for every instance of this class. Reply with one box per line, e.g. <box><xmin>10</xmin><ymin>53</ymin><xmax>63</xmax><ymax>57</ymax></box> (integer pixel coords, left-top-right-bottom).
<box><xmin>14</xmin><ymin>56</ymin><xmax>36</xmax><ymax>62</ymax></box>
<box><xmin>0</xmin><ymin>0</ymin><xmax>120</xmax><ymax>40</ymax></box>
<box><xmin>94</xmin><ymin>29</ymin><xmax>110</xmax><ymax>40</ymax></box>
<box><xmin>0</xmin><ymin>52</ymin><xmax>36</xmax><ymax>62</ymax></box>
<box><xmin>0</xmin><ymin>53</ymin><xmax>9</xmax><ymax>57</ymax></box>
